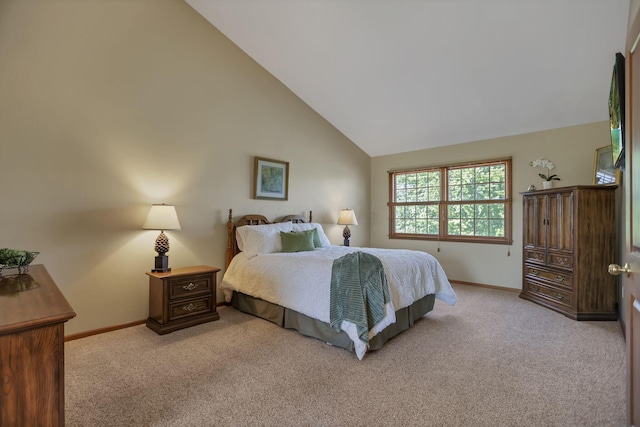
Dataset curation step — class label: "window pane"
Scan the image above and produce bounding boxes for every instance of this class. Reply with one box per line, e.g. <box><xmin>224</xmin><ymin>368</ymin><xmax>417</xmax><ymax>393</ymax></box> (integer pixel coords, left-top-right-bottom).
<box><xmin>428</xmin><ymin>172</ymin><xmax>440</xmax><ymax>187</ymax></box>
<box><xmin>475</xmin><ymin>183</ymin><xmax>490</xmax><ymax>200</ymax></box>
<box><xmin>490</xmin><ymin>164</ymin><xmax>505</xmax><ymax>182</ymax></box>
<box><xmin>394</xmin><ymin>171</ymin><xmax>441</xmax><ymax>204</ymax></box>
<box><xmin>449</xmin><ymin>186</ymin><xmax>462</xmax><ymax>201</ymax></box>
<box><xmin>448</xmin><ymin>219</ymin><xmax>461</xmax><ymax>235</ymax></box>
<box><xmin>476</xmin><ymin>166</ymin><xmax>490</xmax><ymax>183</ymax></box>
<box><xmin>406</xmin><ymin>174</ymin><xmax>416</xmax><ymax>189</ymax></box>
<box><xmin>417</xmin><ymin>187</ymin><xmax>428</xmax><ymax>201</ymax></box>
<box><xmin>392</xmin><ymin>201</ymin><xmax>439</xmax><ymax>236</ymax></box>
<box><xmin>461</xmin><ymin>184</ymin><xmax>475</xmax><ymax>201</ymax></box>
<box><xmin>428</xmin><ymin>186</ymin><xmax>440</xmax><ymax>201</ymax></box>
<box><xmin>461</xmin><ymin>168</ymin><xmax>475</xmax><ymax>185</ymax></box>
<box><xmin>448</xmin><ymin>169</ymin><xmax>461</xmax><ymax>186</ymax></box>
<box><xmin>461</xmin><ymin>204</ymin><xmax>475</xmax><ymax>219</ymax></box>
<box><xmin>475</xmin><ymin>204</ymin><xmax>488</xmax><ymax>219</ymax></box>
<box><xmin>461</xmin><ymin>220</ymin><xmax>474</xmax><ymax>235</ymax></box>
<box><xmin>490</xmin><ymin>219</ymin><xmax>505</xmax><ymax>237</ymax></box>
<box><xmin>489</xmin><ymin>203</ymin><xmax>505</xmax><ymax>219</ymax></box>
<box><xmin>475</xmin><ymin>219</ymin><xmax>489</xmax><ymax>236</ymax></box>
<box><xmin>489</xmin><ymin>182</ymin><xmax>505</xmax><ymax>199</ymax></box>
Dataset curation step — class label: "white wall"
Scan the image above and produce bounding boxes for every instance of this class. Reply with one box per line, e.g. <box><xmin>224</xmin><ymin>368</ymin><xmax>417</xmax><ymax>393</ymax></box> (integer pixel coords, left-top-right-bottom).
<box><xmin>0</xmin><ymin>0</ymin><xmax>370</xmax><ymax>335</ymax></box>
<box><xmin>371</xmin><ymin>122</ymin><xmax>614</xmax><ymax>289</ymax></box>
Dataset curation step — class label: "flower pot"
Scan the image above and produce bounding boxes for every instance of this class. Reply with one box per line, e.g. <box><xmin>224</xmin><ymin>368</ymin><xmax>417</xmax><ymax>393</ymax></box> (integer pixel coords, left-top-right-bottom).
<box><xmin>542</xmin><ymin>181</ymin><xmax>553</xmax><ymax>189</ymax></box>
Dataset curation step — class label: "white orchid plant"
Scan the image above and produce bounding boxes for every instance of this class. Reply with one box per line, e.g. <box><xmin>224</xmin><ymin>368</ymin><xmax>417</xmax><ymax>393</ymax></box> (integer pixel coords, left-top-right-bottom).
<box><xmin>529</xmin><ymin>157</ymin><xmax>560</xmax><ymax>181</ymax></box>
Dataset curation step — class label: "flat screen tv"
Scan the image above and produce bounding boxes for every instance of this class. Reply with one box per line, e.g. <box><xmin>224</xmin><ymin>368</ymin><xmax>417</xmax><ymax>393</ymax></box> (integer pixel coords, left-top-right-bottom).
<box><xmin>609</xmin><ymin>52</ymin><xmax>625</xmax><ymax>169</ymax></box>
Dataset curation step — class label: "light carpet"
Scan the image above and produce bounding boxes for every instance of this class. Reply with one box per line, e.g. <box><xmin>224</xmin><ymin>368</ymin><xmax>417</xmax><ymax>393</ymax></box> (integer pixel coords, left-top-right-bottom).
<box><xmin>65</xmin><ymin>284</ymin><xmax>626</xmax><ymax>426</ymax></box>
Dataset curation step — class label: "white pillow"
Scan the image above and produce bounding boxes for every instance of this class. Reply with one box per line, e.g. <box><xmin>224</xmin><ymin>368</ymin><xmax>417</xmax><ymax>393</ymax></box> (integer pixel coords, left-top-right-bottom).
<box><xmin>292</xmin><ymin>222</ymin><xmax>331</xmax><ymax>247</ymax></box>
<box><xmin>236</xmin><ymin>222</ymin><xmax>293</xmax><ymax>257</ymax></box>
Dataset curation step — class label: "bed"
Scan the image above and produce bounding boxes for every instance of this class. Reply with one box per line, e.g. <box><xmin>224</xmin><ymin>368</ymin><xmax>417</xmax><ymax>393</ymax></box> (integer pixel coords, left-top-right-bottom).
<box><xmin>220</xmin><ymin>209</ymin><xmax>457</xmax><ymax>359</ymax></box>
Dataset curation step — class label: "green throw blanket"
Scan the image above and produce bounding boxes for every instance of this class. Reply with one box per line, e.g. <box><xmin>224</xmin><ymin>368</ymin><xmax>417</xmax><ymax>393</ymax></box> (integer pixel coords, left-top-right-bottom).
<box><xmin>329</xmin><ymin>251</ymin><xmax>391</xmax><ymax>345</ymax></box>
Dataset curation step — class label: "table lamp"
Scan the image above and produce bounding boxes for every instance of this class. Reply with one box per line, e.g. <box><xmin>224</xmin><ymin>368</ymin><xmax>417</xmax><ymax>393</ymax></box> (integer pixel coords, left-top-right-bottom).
<box><xmin>143</xmin><ymin>204</ymin><xmax>181</xmax><ymax>272</ymax></box>
<box><xmin>337</xmin><ymin>209</ymin><xmax>358</xmax><ymax>246</ymax></box>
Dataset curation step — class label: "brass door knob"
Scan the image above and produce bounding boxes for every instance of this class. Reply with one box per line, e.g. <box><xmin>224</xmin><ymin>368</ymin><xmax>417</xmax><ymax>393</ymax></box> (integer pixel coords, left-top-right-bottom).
<box><xmin>608</xmin><ymin>263</ymin><xmax>631</xmax><ymax>277</ymax></box>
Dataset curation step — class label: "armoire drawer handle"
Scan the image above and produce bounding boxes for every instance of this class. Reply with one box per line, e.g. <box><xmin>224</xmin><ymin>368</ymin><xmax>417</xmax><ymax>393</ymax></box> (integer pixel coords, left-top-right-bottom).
<box><xmin>555</xmin><ymin>276</ymin><xmax>564</xmax><ymax>282</ymax></box>
<box><xmin>530</xmin><ymin>270</ymin><xmax>539</xmax><ymax>276</ymax></box>
<box><xmin>530</xmin><ymin>285</ymin><xmax>539</xmax><ymax>292</ymax></box>
<box><xmin>555</xmin><ymin>293</ymin><xmax>565</xmax><ymax>300</ymax></box>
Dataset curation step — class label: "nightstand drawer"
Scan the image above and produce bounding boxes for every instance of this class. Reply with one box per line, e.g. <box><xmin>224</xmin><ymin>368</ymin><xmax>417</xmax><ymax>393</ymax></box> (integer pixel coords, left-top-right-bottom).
<box><xmin>169</xmin><ymin>274</ymin><xmax>212</xmax><ymax>300</ymax></box>
<box><xmin>525</xmin><ymin>265</ymin><xmax>573</xmax><ymax>291</ymax></box>
<box><xmin>168</xmin><ymin>297</ymin><xmax>213</xmax><ymax>321</ymax></box>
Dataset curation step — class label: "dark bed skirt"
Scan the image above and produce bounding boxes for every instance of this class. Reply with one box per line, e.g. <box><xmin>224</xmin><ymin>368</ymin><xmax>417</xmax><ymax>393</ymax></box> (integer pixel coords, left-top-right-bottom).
<box><xmin>230</xmin><ymin>292</ymin><xmax>436</xmax><ymax>353</ymax></box>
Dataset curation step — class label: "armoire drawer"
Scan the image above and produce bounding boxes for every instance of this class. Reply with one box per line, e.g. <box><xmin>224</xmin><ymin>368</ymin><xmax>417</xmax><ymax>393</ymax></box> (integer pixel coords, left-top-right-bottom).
<box><xmin>524</xmin><ymin>265</ymin><xmax>573</xmax><ymax>291</ymax></box>
<box><xmin>524</xmin><ymin>279</ymin><xmax>573</xmax><ymax>309</ymax></box>
<box><xmin>548</xmin><ymin>252</ymin><xmax>573</xmax><ymax>270</ymax></box>
<box><xmin>524</xmin><ymin>249</ymin><xmax>545</xmax><ymax>264</ymax></box>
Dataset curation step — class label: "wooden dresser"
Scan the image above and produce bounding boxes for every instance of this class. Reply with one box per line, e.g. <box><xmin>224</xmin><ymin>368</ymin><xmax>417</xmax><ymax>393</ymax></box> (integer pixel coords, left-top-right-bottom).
<box><xmin>0</xmin><ymin>264</ymin><xmax>76</xmax><ymax>427</ymax></box>
<box><xmin>520</xmin><ymin>185</ymin><xmax>617</xmax><ymax>320</ymax></box>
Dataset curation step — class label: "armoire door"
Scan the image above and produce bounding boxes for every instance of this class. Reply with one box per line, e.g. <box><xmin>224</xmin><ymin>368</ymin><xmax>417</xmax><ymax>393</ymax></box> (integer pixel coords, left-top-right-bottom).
<box><xmin>523</xmin><ymin>193</ymin><xmax>548</xmax><ymax>262</ymax></box>
<box><xmin>547</xmin><ymin>191</ymin><xmax>573</xmax><ymax>255</ymax></box>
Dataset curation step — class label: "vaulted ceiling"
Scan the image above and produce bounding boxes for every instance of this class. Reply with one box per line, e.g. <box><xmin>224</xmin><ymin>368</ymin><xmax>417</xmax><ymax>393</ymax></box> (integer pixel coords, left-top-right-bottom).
<box><xmin>186</xmin><ymin>0</ymin><xmax>630</xmax><ymax>157</ymax></box>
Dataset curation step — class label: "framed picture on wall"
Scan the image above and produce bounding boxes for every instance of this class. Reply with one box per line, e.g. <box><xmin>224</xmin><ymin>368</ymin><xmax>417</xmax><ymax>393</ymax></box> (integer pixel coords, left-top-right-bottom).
<box><xmin>593</xmin><ymin>145</ymin><xmax>620</xmax><ymax>185</ymax></box>
<box><xmin>253</xmin><ymin>157</ymin><xmax>289</xmax><ymax>200</ymax></box>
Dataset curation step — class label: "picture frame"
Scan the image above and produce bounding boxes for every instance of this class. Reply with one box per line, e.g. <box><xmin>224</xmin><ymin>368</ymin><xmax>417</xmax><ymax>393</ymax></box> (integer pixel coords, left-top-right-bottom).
<box><xmin>253</xmin><ymin>157</ymin><xmax>289</xmax><ymax>200</ymax></box>
<box><xmin>593</xmin><ymin>145</ymin><xmax>620</xmax><ymax>186</ymax></box>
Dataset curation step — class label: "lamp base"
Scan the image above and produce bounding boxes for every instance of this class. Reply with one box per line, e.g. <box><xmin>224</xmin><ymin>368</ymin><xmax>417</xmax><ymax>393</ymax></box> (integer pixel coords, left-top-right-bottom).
<box><xmin>152</xmin><ymin>255</ymin><xmax>171</xmax><ymax>273</ymax></box>
<box><xmin>342</xmin><ymin>225</ymin><xmax>351</xmax><ymax>247</ymax></box>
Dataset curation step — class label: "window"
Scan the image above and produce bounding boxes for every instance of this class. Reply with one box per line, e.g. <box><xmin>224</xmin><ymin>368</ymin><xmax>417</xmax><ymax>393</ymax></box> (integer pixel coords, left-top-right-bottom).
<box><xmin>388</xmin><ymin>158</ymin><xmax>512</xmax><ymax>244</ymax></box>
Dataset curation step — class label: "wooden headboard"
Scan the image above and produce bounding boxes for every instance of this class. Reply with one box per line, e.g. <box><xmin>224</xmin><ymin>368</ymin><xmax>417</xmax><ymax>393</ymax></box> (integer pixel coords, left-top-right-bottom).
<box><xmin>225</xmin><ymin>209</ymin><xmax>312</xmax><ymax>268</ymax></box>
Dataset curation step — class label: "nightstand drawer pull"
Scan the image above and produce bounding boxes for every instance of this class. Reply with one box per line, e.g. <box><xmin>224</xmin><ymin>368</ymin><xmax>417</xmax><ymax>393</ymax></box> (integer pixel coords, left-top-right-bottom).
<box><xmin>183</xmin><ymin>283</ymin><xmax>199</xmax><ymax>291</ymax></box>
<box><xmin>182</xmin><ymin>303</ymin><xmax>197</xmax><ymax>312</ymax></box>
<box><xmin>555</xmin><ymin>275</ymin><xmax>564</xmax><ymax>282</ymax></box>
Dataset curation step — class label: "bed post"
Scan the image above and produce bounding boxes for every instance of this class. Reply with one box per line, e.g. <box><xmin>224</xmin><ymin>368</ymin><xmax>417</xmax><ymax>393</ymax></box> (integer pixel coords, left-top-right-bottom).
<box><xmin>309</xmin><ymin>211</ymin><xmax>313</xmax><ymax>222</ymax></box>
<box><xmin>226</xmin><ymin>209</ymin><xmax>234</xmax><ymax>269</ymax></box>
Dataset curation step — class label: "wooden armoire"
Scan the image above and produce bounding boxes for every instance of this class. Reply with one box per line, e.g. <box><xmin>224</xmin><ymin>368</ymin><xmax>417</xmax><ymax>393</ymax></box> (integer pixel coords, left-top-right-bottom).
<box><xmin>520</xmin><ymin>185</ymin><xmax>618</xmax><ymax>320</ymax></box>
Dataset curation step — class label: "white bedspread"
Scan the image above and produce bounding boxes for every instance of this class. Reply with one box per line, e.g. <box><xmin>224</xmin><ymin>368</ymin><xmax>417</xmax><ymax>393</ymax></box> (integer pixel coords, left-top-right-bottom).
<box><xmin>220</xmin><ymin>246</ymin><xmax>457</xmax><ymax>358</ymax></box>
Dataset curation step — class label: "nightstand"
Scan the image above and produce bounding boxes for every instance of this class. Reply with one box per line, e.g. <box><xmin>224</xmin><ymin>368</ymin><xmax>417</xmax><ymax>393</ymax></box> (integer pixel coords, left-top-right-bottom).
<box><xmin>145</xmin><ymin>265</ymin><xmax>220</xmax><ymax>334</ymax></box>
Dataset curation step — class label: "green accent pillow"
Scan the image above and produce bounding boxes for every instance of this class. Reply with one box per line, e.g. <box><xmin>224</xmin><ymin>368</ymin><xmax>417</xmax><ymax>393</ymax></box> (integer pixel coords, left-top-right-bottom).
<box><xmin>311</xmin><ymin>228</ymin><xmax>322</xmax><ymax>248</ymax></box>
<box><xmin>280</xmin><ymin>230</ymin><xmax>316</xmax><ymax>252</ymax></box>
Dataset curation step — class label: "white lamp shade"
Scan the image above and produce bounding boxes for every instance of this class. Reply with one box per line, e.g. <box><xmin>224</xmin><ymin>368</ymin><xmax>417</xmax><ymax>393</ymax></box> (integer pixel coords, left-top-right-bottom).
<box><xmin>143</xmin><ymin>204</ymin><xmax>181</xmax><ymax>230</ymax></box>
<box><xmin>337</xmin><ymin>209</ymin><xmax>358</xmax><ymax>226</ymax></box>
